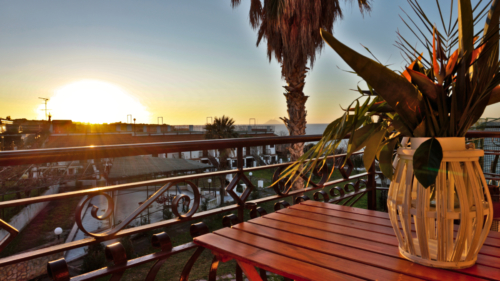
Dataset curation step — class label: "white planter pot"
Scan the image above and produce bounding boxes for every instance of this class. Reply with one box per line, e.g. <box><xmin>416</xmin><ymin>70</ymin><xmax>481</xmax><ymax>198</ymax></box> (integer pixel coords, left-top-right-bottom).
<box><xmin>387</xmin><ymin>137</ymin><xmax>493</xmax><ymax>269</ymax></box>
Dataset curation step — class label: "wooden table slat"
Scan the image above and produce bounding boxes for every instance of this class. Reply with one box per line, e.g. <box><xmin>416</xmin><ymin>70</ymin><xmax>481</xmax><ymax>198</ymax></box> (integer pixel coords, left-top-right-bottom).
<box><xmin>278</xmin><ymin>207</ymin><xmax>500</xmax><ymax>257</ymax></box>
<box><xmin>301</xmin><ymin>200</ymin><xmax>500</xmax><ymax>241</ymax></box>
<box><xmin>249</xmin><ymin>215</ymin><xmax>500</xmax><ymax>277</ymax></box>
<box><xmin>261</xmin><ymin>212</ymin><xmax>500</xmax><ymax>269</ymax></box>
<box><xmin>295</xmin><ymin>202</ymin><xmax>500</xmax><ymax>247</ymax></box>
<box><xmin>194</xmin><ymin>233</ymin><xmax>364</xmax><ymax>281</ymax></box>
<box><xmin>233</xmin><ymin>221</ymin><xmax>489</xmax><ymax>281</ymax></box>
<box><xmin>214</xmin><ymin>227</ymin><xmax>423</xmax><ymax>281</ymax></box>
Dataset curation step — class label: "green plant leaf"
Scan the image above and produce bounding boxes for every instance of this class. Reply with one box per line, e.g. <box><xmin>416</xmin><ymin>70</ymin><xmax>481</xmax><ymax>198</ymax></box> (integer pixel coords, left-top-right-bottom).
<box><xmin>458</xmin><ymin>0</ymin><xmax>474</xmax><ymax>59</ymax></box>
<box><xmin>347</xmin><ymin>123</ymin><xmax>379</xmax><ymax>155</ymax></box>
<box><xmin>320</xmin><ymin>28</ymin><xmax>422</xmax><ymax>130</ymax></box>
<box><xmin>278</xmin><ymin>96</ymin><xmax>376</xmax><ymax>185</ymax></box>
<box><xmin>363</xmin><ymin>128</ymin><xmax>386</xmax><ymax>171</ymax></box>
<box><xmin>488</xmin><ymin>85</ymin><xmax>500</xmax><ymax>105</ymax></box>
<box><xmin>392</xmin><ymin>115</ymin><xmax>413</xmax><ymax>136</ymax></box>
<box><xmin>413</xmin><ymin>137</ymin><xmax>443</xmax><ymax>188</ymax></box>
<box><xmin>349</xmin><ymin>101</ymin><xmax>395</xmax><ymax>113</ymax></box>
<box><xmin>406</xmin><ymin>68</ymin><xmax>439</xmax><ymax>101</ymax></box>
<box><xmin>378</xmin><ymin>138</ymin><xmax>399</xmax><ymax>179</ymax></box>
<box><xmin>413</xmin><ymin>118</ymin><xmax>427</xmax><ymax>137</ymax></box>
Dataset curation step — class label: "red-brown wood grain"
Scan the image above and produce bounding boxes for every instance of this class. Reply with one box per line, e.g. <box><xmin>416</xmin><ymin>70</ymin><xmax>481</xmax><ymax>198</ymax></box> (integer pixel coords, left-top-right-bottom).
<box><xmin>278</xmin><ymin>207</ymin><xmax>500</xmax><ymax>258</ymax></box>
<box><xmin>194</xmin><ymin>233</ymin><xmax>363</xmax><ymax>281</ymax></box>
<box><xmin>301</xmin><ymin>200</ymin><xmax>500</xmax><ymax>241</ymax></box>
<box><xmin>193</xmin><ymin>201</ymin><xmax>500</xmax><ymax>281</ymax></box>
<box><xmin>231</xmin><ymin>222</ymin><xmax>484</xmax><ymax>281</ymax></box>
<box><xmin>214</xmin><ymin>227</ymin><xmax>423</xmax><ymax>281</ymax></box>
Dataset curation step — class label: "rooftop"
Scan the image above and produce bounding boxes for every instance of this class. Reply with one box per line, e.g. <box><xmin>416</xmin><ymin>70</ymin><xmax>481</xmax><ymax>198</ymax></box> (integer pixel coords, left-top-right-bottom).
<box><xmin>107</xmin><ymin>155</ymin><xmax>212</xmax><ymax>179</ymax></box>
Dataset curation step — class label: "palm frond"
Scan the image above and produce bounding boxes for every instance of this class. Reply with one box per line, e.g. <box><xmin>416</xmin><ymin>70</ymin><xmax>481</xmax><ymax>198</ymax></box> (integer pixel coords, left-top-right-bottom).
<box><xmin>435</xmin><ymin>0</ymin><xmax>449</xmax><ymax>37</ymax></box>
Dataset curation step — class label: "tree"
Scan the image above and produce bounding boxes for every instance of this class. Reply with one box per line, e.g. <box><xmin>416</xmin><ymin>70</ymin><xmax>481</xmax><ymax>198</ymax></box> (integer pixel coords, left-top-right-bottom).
<box><xmin>205</xmin><ymin>115</ymin><xmax>239</xmax><ymax>141</ymax></box>
<box><xmin>205</xmin><ymin>115</ymin><xmax>239</xmax><ymax>206</ymax></box>
<box><xmin>231</xmin><ymin>0</ymin><xmax>371</xmax><ymax>189</ymax></box>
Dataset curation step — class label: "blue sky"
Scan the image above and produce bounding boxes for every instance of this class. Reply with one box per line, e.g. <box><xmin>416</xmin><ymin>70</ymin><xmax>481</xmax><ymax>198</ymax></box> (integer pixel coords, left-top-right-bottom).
<box><xmin>1</xmin><ymin>0</ymin><xmax>496</xmax><ymax>124</ymax></box>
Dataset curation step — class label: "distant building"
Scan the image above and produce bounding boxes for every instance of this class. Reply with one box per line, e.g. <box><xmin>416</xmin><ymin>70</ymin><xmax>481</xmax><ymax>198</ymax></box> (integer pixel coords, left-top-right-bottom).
<box><xmin>44</xmin><ymin>122</ymin><xmax>279</xmax><ymax>169</ymax></box>
<box><xmin>51</xmin><ymin>120</ymin><xmax>73</xmax><ymax>133</ymax></box>
<box><xmin>1</xmin><ymin>117</ymin><xmax>280</xmax><ymax>188</ymax></box>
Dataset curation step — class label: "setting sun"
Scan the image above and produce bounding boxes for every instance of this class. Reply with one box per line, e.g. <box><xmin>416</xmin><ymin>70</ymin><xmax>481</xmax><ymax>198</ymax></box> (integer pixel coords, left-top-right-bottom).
<box><xmin>37</xmin><ymin>80</ymin><xmax>150</xmax><ymax>124</ymax></box>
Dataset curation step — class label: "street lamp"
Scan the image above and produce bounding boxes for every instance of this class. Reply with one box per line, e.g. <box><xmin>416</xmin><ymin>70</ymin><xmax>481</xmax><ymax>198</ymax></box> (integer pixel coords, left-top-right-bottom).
<box><xmin>54</xmin><ymin>227</ymin><xmax>63</xmax><ymax>240</ymax></box>
<box><xmin>207</xmin><ymin>178</ymin><xmax>212</xmax><ymax>196</ymax></box>
<box><xmin>133</xmin><ymin>118</ymin><xmax>136</xmax><ymax>136</ymax></box>
<box><xmin>249</xmin><ymin>172</ymin><xmax>253</xmax><ymax>183</ymax></box>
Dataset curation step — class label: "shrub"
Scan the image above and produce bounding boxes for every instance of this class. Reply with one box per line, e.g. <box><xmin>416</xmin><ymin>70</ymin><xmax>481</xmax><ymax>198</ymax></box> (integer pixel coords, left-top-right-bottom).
<box><xmin>81</xmin><ymin>242</ymin><xmax>108</xmax><ymax>273</ymax></box>
<box><xmin>200</xmin><ymin>198</ymin><xmax>209</xmax><ymax>212</ymax></box>
<box><xmin>140</xmin><ymin>215</ymin><xmax>150</xmax><ymax>226</ymax></box>
<box><xmin>163</xmin><ymin>206</ymin><xmax>173</xmax><ymax>219</ymax></box>
<box><xmin>250</xmin><ymin>188</ymin><xmax>260</xmax><ymax>200</ymax></box>
<box><xmin>119</xmin><ymin>236</ymin><xmax>136</xmax><ymax>259</ymax></box>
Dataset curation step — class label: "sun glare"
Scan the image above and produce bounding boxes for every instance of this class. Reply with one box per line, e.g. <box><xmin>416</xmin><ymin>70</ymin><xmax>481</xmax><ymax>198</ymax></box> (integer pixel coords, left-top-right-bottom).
<box><xmin>37</xmin><ymin>80</ymin><xmax>150</xmax><ymax>124</ymax></box>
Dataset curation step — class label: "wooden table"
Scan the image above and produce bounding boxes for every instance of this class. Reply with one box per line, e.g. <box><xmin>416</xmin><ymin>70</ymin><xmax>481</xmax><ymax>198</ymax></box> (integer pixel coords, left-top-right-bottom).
<box><xmin>194</xmin><ymin>200</ymin><xmax>500</xmax><ymax>281</ymax></box>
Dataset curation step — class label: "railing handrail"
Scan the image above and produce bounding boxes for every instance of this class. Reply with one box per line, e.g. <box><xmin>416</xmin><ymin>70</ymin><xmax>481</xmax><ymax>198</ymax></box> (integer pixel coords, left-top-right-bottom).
<box><xmin>2</xmin><ymin>131</ymin><xmax>500</xmax><ymax>167</ymax></box>
<box><xmin>0</xmin><ymin>135</ymin><xmax>322</xmax><ymax>166</ymax></box>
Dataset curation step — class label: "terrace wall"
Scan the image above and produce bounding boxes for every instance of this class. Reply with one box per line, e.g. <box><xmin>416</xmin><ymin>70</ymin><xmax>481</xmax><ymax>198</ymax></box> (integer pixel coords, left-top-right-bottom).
<box><xmin>0</xmin><ymin>184</ymin><xmax>59</xmax><ymax>243</ymax></box>
<box><xmin>0</xmin><ymin>251</ymin><xmax>63</xmax><ymax>281</ymax></box>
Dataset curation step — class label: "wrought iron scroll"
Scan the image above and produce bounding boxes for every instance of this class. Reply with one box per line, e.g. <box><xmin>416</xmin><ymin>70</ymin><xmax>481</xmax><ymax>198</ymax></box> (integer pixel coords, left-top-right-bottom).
<box><xmin>180</xmin><ymin>222</ymin><xmax>209</xmax><ymax>281</ymax></box>
<box><xmin>313</xmin><ymin>179</ymin><xmax>371</xmax><ymax>207</ymax></box>
<box><xmin>307</xmin><ymin>165</ymin><xmax>329</xmax><ymax>187</ymax></box>
<box><xmin>274</xmin><ymin>200</ymin><xmax>291</xmax><ymax>211</ymax></box>
<box><xmin>105</xmin><ymin>242</ymin><xmax>128</xmax><ymax>281</ymax></box>
<box><xmin>245</xmin><ymin>202</ymin><xmax>267</xmax><ymax>219</ymax></box>
<box><xmin>222</xmin><ymin>214</ymin><xmax>240</xmax><ymax>228</ymax></box>
<box><xmin>75</xmin><ymin>180</ymin><xmax>200</xmax><ymax>238</ymax></box>
<box><xmin>250</xmin><ymin>206</ymin><xmax>267</xmax><ymax>219</ymax></box>
<box><xmin>145</xmin><ymin>232</ymin><xmax>172</xmax><ymax>281</ymax></box>
<box><xmin>313</xmin><ymin>190</ymin><xmax>330</xmax><ymax>202</ymax></box>
<box><xmin>336</xmin><ymin>156</ymin><xmax>354</xmax><ymax>180</ymax></box>
<box><xmin>272</xmin><ymin>166</ymin><xmax>294</xmax><ymax>195</ymax></box>
<box><xmin>47</xmin><ymin>258</ymin><xmax>70</xmax><ymax>281</ymax></box>
<box><xmin>294</xmin><ymin>195</ymin><xmax>310</xmax><ymax>204</ymax></box>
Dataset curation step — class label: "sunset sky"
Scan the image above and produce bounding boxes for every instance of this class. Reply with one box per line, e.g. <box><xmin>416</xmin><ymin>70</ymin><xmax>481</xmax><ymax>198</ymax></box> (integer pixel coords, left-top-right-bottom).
<box><xmin>1</xmin><ymin>0</ymin><xmax>497</xmax><ymax>125</ymax></box>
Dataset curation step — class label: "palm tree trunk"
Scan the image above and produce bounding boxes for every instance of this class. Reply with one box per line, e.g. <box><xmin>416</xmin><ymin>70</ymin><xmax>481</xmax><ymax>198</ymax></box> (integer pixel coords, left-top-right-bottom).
<box><xmin>282</xmin><ymin>65</ymin><xmax>308</xmax><ymax>190</ymax></box>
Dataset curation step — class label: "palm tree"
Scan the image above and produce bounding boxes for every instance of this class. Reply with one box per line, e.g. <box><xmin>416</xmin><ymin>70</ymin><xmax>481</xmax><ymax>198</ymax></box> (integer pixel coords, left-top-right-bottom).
<box><xmin>205</xmin><ymin>115</ymin><xmax>239</xmax><ymax>206</ymax></box>
<box><xmin>205</xmin><ymin>115</ymin><xmax>239</xmax><ymax>140</ymax></box>
<box><xmin>231</xmin><ymin>0</ymin><xmax>372</xmax><ymax>189</ymax></box>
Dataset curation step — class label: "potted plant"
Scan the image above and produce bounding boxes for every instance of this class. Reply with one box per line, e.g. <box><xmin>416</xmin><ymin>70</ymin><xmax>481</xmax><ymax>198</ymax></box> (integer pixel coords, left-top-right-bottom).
<box><xmin>284</xmin><ymin>0</ymin><xmax>499</xmax><ymax>269</ymax></box>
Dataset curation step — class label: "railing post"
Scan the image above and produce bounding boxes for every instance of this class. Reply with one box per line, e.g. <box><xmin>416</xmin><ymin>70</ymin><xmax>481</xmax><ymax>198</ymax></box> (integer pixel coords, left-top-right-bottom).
<box><xmin>237</xmin><ymin>147</ymin><xmax>245</xmax><ymax>222</ymax></box>
<box><xmin>367</xmin><ymin>161</ymin><xmax>377</xmax><ymax>210</ymax></box>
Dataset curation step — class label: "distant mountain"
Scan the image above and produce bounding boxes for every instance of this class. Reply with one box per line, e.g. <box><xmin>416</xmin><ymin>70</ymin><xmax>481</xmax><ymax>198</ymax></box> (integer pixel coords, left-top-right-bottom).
<box><xmin>264</xmin><ymin>119</ymin><xmax>283</xmax><ymax>125</ymax></box>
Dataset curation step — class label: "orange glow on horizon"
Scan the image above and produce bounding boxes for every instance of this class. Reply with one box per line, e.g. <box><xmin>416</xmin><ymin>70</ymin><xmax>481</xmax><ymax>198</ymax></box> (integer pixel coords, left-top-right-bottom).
<box><xmin>36</xmin><ymin>80</ymin><xmax>150</xmax><ymax>124</ymax></box>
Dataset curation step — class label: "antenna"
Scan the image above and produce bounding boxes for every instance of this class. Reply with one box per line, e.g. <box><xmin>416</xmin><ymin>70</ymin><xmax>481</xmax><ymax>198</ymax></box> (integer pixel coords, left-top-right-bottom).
<box><xmin>158</xmin><ymin>117</ymin><xmax>163</xmax><ymax>125</ymax></box>
<box><xmin>39</xmin><ymin>97</ymin><xmax>49</xmax><ymax>120</ymax></box>
<box><xmin>249</xmin><ymin>118</ymin><xmax>256</xmax><ymax>126</ymax></box>
<box><xmin>206</xmin><ymin>117</ymin><xmax>213</xmax><ymax>124</ymax></box>
<box><xmin>127</xmin><ymin>114</ymin><xmax>132</xmax><ymax>123</ymax></box>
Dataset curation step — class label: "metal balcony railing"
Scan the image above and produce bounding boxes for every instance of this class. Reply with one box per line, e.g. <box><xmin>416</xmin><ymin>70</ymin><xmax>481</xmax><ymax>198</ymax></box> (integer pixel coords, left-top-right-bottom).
<box><xmin>0</xmin><ymin>131</ymin><xmax>498</xmax><ymax>280</ymax></box>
